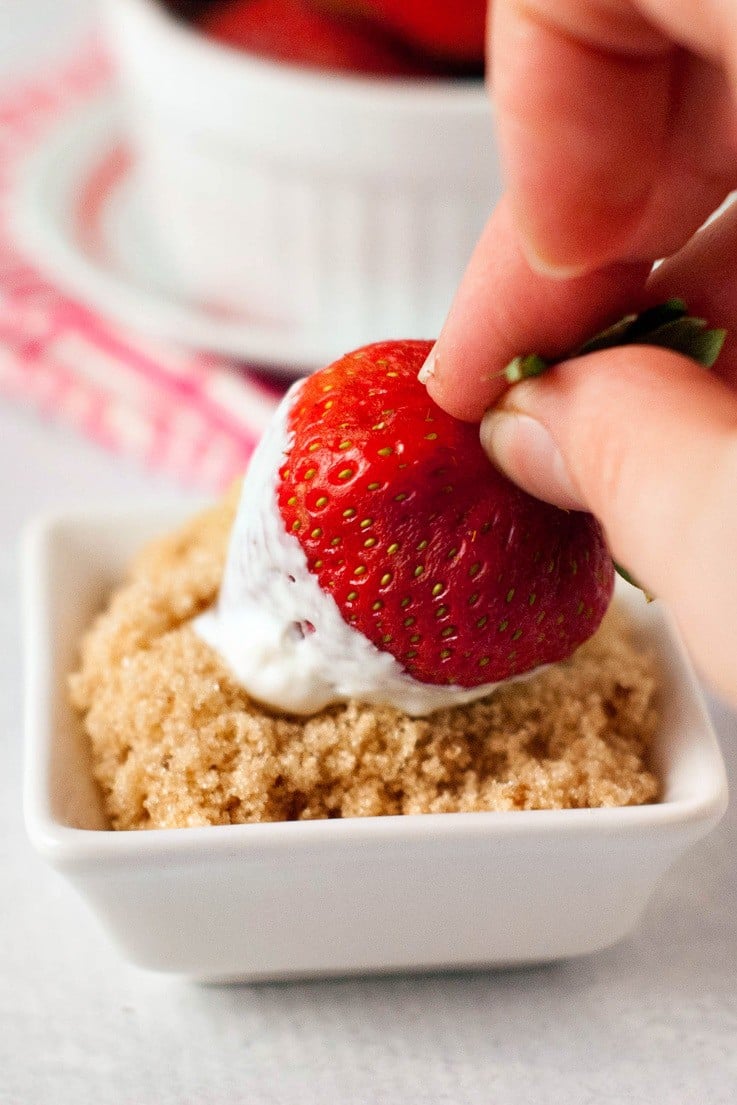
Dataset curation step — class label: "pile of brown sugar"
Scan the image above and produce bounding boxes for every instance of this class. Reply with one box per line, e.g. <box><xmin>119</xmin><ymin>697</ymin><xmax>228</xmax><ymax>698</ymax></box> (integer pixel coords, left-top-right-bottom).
<box><xmin>69</xmin><ymin>488</ymin><xmax>660</xmax><ymax>830</ymax></box>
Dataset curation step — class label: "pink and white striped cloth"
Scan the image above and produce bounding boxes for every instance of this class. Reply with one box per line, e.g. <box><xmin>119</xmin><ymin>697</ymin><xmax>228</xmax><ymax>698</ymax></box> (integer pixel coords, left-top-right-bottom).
<box><xmin>0</xmin><ymin>42</ymin><xmax>286</xmax><ymax>492</ymax></box>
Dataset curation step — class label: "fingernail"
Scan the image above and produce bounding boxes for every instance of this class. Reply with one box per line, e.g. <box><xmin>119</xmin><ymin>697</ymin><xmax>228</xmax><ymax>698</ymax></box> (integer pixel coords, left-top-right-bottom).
<box><xmin>522</xmin><ymin>241</ymin><xmax>590</xmax><ymax>281</ymax></box>
<box><xmin>514</xmin><ymin>217</ymin><xmax>593</xmax><ymax>280</ymax></box>
<box><xmin>418</xmin><ymin>345</ymin><xmax>437</xmax><ymax>385</ymax></box>
<box><xmin>480</xmin><ymin>409</ymin><xmax>585</xmax><ymax>510</ymax></box>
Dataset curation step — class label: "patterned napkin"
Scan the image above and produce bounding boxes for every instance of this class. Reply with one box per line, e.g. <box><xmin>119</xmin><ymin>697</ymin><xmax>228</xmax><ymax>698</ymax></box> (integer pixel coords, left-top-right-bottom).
<box><xmin>0</xmin><ymin>41</ymin><xmax>286</xmax><ymax>492</ymax></box>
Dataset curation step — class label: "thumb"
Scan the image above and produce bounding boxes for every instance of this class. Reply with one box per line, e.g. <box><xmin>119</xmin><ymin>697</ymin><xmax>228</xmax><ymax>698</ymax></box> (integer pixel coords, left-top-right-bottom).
<box><xmin>480</xmin><ymin>347</ymin><xmax>737</xmax><ymax>702</ymax></box>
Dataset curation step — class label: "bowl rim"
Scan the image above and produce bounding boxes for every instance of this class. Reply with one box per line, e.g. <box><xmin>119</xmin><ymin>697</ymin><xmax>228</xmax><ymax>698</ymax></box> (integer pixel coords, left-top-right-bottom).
<box><xmin>105</xmin><ymin>0</ymin><xmax>491</xmax><ymax>107</ymax></box>
<box><xmin>23</xmin><ymin>505</ymin><xmax>729</xmax><ymax>868</ymax></box>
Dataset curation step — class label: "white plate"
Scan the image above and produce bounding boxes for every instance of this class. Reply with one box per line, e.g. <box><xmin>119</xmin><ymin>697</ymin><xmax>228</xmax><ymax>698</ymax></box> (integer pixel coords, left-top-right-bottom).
<box><xmin>23</xmin><ymin>505</ymin><xmax>728</xmax><ymax>981</ymax></box>
<box><xmin>11</xmin><ymin>93</ymin><xmax>328</xmax><ymax>376</ymax></box>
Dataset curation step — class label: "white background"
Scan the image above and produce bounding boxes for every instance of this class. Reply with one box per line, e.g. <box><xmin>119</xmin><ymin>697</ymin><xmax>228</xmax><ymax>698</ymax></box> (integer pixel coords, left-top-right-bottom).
<box><xmin>1</xmin><ymin>3</ymin><xmax>736</xmax><ymax>1102</ymax></box>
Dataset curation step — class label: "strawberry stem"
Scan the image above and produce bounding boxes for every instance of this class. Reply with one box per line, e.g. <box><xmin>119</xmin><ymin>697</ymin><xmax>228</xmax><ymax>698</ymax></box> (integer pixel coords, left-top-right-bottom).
<box><xmin>504</xmin><ymin>354</ymin><xmax>547</xmax><ymax>384</ymax></box>
<box><xmin>503</xmin><ymin>298</ymin><xmax>727</xmax><ymax>384</ymax></box>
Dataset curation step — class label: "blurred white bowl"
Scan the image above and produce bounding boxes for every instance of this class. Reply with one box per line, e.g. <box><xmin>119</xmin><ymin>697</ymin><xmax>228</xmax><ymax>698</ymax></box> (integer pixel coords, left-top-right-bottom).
<box><xmin>23</xmin><ymin>505</ymin><xmax>728</xmax><ymax>981</ymax></box>
<box><xmin>102</xmin><ymin>0</ymin><xmax>500</xmax><ymax>357</ymax></box>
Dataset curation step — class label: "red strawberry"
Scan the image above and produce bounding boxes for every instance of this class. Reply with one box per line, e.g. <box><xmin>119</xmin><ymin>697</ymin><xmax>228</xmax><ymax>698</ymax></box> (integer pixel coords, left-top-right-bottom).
<box><xmin>313</xmin><ymin>0</ymin><xmax>487</xmax><ymax>65</ymax></box>
<box><xmin>196</xmin><ymin>0</ymin><xmax>451</xmax><ymax>77</ymax></box>
<box><xmin>277</xmin><ymin>340</ymin><xmax>614</xmax><ymax>687</ymax></box>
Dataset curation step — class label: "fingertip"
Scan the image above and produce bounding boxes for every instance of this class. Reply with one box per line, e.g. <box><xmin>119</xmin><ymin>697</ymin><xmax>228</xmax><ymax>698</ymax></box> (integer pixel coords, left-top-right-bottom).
<box><xmin>419</xmin><ymin>198</ymin><xmax>649</xmax><ymax>424</ymax></box>
<box><xmin>420</xmin><ymin>359</ymin><xmax>474</xmax><ymax>419</ymax></box>
<box><xmin>420</xmin><ymin>329</ymin><xmax>511</xmax><ymax>421</ymax></box>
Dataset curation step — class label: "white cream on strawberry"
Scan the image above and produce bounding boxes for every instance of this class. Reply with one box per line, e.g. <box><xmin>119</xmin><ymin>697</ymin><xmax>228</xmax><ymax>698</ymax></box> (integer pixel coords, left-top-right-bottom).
<box><xmin>195</xmin><ymin>381</ymin><xmax>516</xmax><ymax>717</ymax></box>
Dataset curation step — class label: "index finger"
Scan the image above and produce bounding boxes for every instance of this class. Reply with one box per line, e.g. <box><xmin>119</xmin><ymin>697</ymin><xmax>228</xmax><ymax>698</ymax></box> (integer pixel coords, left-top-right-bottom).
<box><xmin>422</xmin><ymin>196</ymin><xmax>649</xmax><ymax>421</ymax></box>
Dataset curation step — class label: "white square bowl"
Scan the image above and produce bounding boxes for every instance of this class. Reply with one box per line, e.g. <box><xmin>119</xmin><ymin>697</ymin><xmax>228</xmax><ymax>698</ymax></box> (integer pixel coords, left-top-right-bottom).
<box><xmin>23</xmin><ymin>506</ymin><xmax>728</xmax><ymax>982</ymax></box>
<box><xmin>100</xmin><ymin>0</ymin><xmax>501</xmax><ymax>357</ymax></box>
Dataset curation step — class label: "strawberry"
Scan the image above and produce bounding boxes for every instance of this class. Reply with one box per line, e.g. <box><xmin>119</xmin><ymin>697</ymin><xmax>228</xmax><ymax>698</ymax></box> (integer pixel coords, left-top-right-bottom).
<box><xmin>313</xmin><ymin>0</ymin><xmax>487</xmax><ymax>65</ymax></box>
<box><xmin>277</xmin><ymin>339</ymin><xmax>614</xmax><ymax>687</ymax></box>
<box><xmin>196</xmin><ymin>0</ymin><xmax>452</xmax><ymax>77</ymax></box>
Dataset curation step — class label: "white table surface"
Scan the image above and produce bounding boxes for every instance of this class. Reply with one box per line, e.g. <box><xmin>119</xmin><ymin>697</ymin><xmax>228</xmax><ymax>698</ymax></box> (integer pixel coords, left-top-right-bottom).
<box><xmin>2</xmin><ymin>5</ymin><xmax>737</xmax><ymax>1103</ymax></box>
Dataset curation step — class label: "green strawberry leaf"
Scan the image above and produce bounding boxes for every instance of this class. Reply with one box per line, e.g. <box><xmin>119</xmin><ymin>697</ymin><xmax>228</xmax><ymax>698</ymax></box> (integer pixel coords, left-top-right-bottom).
<box><xmin>642</xmin><ymin>319</ymin><xmax>727</xmax><ymax>368</ymax></box>
<box><xmin>503</xmin><ymin>298</ymin><xmax>727</xmax><ymax>383</ymax></box>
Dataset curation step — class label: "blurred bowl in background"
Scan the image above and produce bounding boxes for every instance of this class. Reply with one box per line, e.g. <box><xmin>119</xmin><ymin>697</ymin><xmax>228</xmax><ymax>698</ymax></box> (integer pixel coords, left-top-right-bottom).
<box><xmin>102</xmin><ymin>0</ymin><xmax>501</xmax><ymax>358</ymax></box>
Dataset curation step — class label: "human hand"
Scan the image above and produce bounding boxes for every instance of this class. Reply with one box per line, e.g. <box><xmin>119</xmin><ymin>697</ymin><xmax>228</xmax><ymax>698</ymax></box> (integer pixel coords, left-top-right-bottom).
<box><xmin>420</xmin><ymin>0</ymin><xmax>737</xmax><ymax>702</ymax></box>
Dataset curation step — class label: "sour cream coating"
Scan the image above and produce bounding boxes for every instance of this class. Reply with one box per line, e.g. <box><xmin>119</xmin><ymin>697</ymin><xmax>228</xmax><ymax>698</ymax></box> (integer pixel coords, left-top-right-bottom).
<box><xmin>195</xmin><ymin>381</ymin><xmax>533</xmax><ymax>716</ymax></box>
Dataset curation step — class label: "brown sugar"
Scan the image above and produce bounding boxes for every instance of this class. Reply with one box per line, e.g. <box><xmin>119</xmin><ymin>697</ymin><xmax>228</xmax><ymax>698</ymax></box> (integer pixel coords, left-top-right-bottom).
<box><xmin>69</xmin><ymin>490</ymin><xmax>660</xmax><ymax>830</ymax></box>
